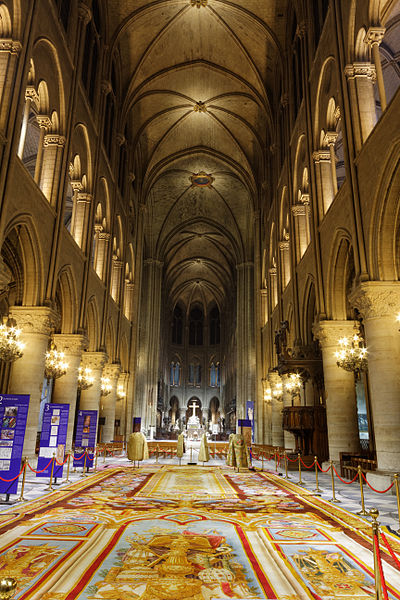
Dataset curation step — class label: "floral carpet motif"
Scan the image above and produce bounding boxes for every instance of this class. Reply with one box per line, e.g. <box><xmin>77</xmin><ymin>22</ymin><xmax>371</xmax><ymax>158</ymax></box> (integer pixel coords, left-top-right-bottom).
<box><xmin>0</xmin><ymin>464</ymin><xmax>400</xmax><ymax>599</ymax></box>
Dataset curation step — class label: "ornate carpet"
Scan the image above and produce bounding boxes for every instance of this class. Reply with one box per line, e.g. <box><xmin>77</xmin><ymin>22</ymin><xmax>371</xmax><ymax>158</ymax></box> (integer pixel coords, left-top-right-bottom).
<box><xmin>1</xmin><ymin>465</ymin><xmax>400</xmax><ymax>599</ymax></box>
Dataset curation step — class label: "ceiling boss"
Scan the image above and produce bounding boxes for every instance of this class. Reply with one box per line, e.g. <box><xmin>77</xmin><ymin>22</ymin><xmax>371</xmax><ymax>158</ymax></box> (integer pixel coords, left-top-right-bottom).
<box><xmin>190</xmin><ymin>172</ymin><xmax>215</xmax><ymax>188</ymax></box>
<box><xmin>190</xmin><ymin>0</ymin><xmax>208</xmax><ymax>8</ymax></box>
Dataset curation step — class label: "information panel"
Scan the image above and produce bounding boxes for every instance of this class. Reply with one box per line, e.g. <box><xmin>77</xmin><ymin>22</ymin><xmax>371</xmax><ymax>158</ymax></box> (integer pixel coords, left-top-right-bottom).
<box><xmin>73</xmin><ymin>409</ymin><xmax>97</xmax><ymax>467</ymax></box>
<box><xmin>0</xmin><ymin>394</ymin><xmax>29</xmax><ymax>495</ymax></box>
<box><xmin>37</xmin><ymin>403</ymin><xmax>69</xmax><ymax>478</ymax></box>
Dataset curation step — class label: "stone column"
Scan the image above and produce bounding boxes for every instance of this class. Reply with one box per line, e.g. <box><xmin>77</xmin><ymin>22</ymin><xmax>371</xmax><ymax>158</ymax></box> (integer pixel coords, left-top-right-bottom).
<box><xmin>350</xmin><ymin>282</ymin><xmax>400</xmax><ymax>472</ymax></box>
<box><xmin>281</xmin><ymin>374</ymin><xmax>296</xmax><ymax>451</ymax></box>
<box><xmin>95</xmin><ymin>231</ymin><xmax>110</xmax><ymax>280</ymax></box>
<box><xmin>324</xmin><ymin>132</ymin><xmax>338</xmax><ymax>197</ymax></box>
<box><xmin>0</xmin><ymin>40</ymin><xmax>22</xmax><ymax>132</ymax></box>
<box><xmin>115</xmin><ymin>371</ymin><xmax>129</xmax><ymax>439</ymax></box>
<box><xmin>52</xmin><ymin>334</ymin><xmax>88</xmax><ymax>449</ymax></box>
<box><xmin>79</xmin><ymin>352</ymin><xmax>107</xmax><ymax>442</ymax></box>
<box><xmin>124</xmin><ymin>282</ymin><xmax>134</xmax><ymax>321</ymax></box>
<box><xmin>17</xmin><ymin>86</ymin><xmax>37</xmax><ymax>158</ymax></box>
<box><xmin>34</xmin><ymin>116</ymin><xmax>51</xmax><ymax>184</ymax></box>
<box><xmin>313</xmin><ymin>150</ymin><xmax>334</xmax><ymax>218</ymax></box>
<box><xmin>365</xmin><ymin>28</ymin><xmax>387</xmax><ymax>112</ymax></box>
<box><xmin>72</xmin><ymin>192</ymin><xmax>92</xmax><ymax>250</ymax></box>
<box><xmin>8</xmin><ymin>306</ymin><xmax>59</xmax><ymax>459</ymax></box>
<box><xmin>100</xmin><ymin>363</ymin><xmax>121</xmax><ymax>442</ymax></box>
<box><xmin>313</xmin><ymin>321</ymin><xmax>360</xmax><ymax>462</ymax></box>
<box><xmin>236</xmin><ymin>262</ymin><xmax>256</xmax><ymax>421</ymax></box>
<box><xmin>344</xmin><ymin>62</ymin><xmax>376</xmax><ymax>151</ymax></box>
<box><xmin>269</xmin><ymin>372</ymin><xmax>284</xmax><ymax>447</ymax></box>
<box><xmin>40</xmin><ymin>134</ymin><xmax>66</xmax><ymax>206</ymax></box>
<box><xmin>111</xmin><ymin>259</ymin><xmax>124</xmax><ymax>304</ymax></box>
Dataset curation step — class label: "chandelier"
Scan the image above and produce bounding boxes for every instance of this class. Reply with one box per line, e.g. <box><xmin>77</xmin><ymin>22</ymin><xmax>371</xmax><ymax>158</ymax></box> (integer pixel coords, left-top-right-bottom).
<box><xmin>101</xmin><ymin>376</ymin><xmax>112</xmax><ymax>396</ymax></box>
<box><xmin>45</xmin><ymin>342</ymin><xmax>68</xmax><ymax>380</ymax></box>
<box><xmin>0</xmin><ymin>318</ymin><xmax>24</xmax><ymax>362</ymax></box>
<box><xmin>334</xmin><ymin>324</ymin><xmax>368</xmax><ymax>373</ymax></box>
<box><xmin>117</xmin><ymin>385</ymin><xmax>126</xmax><ymax>400</ymax></box>
<box><xmin>285</xmin><ymin>373</ymin><xmax>302</xmax><ymax>395</ymax></box>
<box><xmin>272</xmin><ymin>381</ymin><xmax>283</xmax><ymax>401</ymax></box>
<box><xmin>263</xmin><ymin>386</ymin><xmax>272</xmax><ymax>404</ymax></box>
<box><xmin>77</xmin><ymin>366</ymin><xmax>94</xmax><ymax>390</ymax></box>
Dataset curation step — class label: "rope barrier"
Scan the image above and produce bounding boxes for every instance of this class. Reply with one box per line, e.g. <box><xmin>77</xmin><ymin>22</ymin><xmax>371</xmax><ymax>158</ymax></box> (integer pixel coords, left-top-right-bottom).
<box><xmin>286</xmin><ymin>454</ymin><xmax>298</xmax><ymax>463</ymax></box>
<box><xmin>360</xmin><ymin>472</ymin><xmax>395</xmax><ymax>494</ymax></box>
<box><xmin>300</xmin><ymin>458</ymin><xmax>316</xmax><ymax>469</ymax></box>
<box><xmin>332</xmin><ymin>464</ymin><xmax>359</xmax><ymax>484</ymax></box>
<box><xmin>381</xmin><ymin>532</ymin><xmax>400</xmax><ymax>571</ymax></box>
<box><xmin>73</xmin><ymin>452</ymin><xmax>86</xmax><ymax>461</ymax></box>
<box><xmin>316</xmin><ymin>460</ymin><xmax>331</xmax><ymax>473</ymax></box>
<box><xmin>55</xmin><ymin>454</ymin><xmax>70</xmax><ymax>466</ymax></box>
<box><xmin>0</xmin><ymin>463</ymin><xmax>25</xmax><ymax>482</ymax></box>
<box><xmin>27</xmin><ymin>457</ymin><xmax>54</xmax><ymax>474</ymax></box>
<box><xmin>374</xmin><ymin>533</ymin><xmax>389</xmax><ymax>600</ymax></box>
<box><xmin>86</xmin><ymin>453</ymin><xmax>94</xmax><ymax>462</ymax></box>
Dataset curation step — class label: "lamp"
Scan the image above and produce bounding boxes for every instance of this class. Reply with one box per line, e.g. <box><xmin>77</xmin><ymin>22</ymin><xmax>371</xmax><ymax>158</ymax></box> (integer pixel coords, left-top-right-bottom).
<box><xmin>45</xmin><ymin>341</ymin><xmax>68</xmax><ymax>380</ymax></box>
<box><xmin>117</xmin><ymin>385</ymin><xmax>126</xmax><ymax>400</ymax></box>
<box><xmin>334</xmin><ymin>323</ymin><xmax>368</xmax><ymax>373</ymax></box>
<box><xmin>77</xmin><ymin>366</ymin><xmax>94</xmax><ymax>390</ymax></box>
<box><xmin>0</xmin><ymin>317</ymin><xmax>24</xmax><ymax>362</ymax></box>
<box><xmin>100</xmin><ymin>376</ymin><xmax>112</xmax><ymax>396</ymax></box>
<box><xmin>285</xmin><ymin>373</ymin><xmax>302</xmax><ymax>395</ymax></box>
<box><xmin>272</xmin><ymin>381</ymin><xmax>283</xmax><ymax>402</ymax></box>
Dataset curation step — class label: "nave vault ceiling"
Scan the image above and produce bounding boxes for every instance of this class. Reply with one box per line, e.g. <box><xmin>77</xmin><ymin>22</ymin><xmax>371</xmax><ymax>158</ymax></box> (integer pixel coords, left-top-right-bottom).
<box><xmin>108</xmin><ymin>0</ymin><xmax>288</xmax><ymax>310</ymax></box>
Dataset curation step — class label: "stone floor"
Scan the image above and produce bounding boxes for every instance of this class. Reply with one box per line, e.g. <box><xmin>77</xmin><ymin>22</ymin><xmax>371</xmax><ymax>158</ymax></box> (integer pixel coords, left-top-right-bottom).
<box><xmin>1</xmin><ymin>448</ymin><xmax>399</xmax><ymax>536</ymax></box>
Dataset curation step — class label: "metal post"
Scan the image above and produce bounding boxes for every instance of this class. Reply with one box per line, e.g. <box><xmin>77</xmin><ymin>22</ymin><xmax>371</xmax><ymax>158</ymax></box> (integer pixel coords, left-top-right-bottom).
<box><xmin>313</xmin><ymin>456</ymin><xmax>322</xmax><ymax>494</ymax></box>
<box><xmin>0</xmin><ymin>576</ymin><xmax>17</xmax><ymax>599</ymax></box>
<box><xmin>284</xmin><ymin>451</ymin><xmax>289</xmax><ymax>479</ymax></box>
<box><xmin>297</xmin><ymin>453</ymin><xmax>303</xmax><ymax>485</ymax></box>
<box><xmin>394</xmin><ymin>473</ymin><xmax>400</xmax><ymax>535</ymax></box>
<box><xmin>369</xmin><ymin>508</ymin><xmax>383</xmax><ymax>600</ymax></box>
<box><xmin>103</xmin><ymin>445</ymin><xmax>106</xmax><ymax>463</ymax></box>
<box><xmin>94</xmin><ymin>449</ymin><xmax>98</xmax><ymax>473</ymax></box>
<box><xmin>81</xmin><ymin>451</ymin><xmax>87</xmax><ymax>477</ymax></box>
<box><xmin>261</xmin><ymin>452</ymin><xmax>264</xmax><ymax>472</ymax></box>
<box><xmin>275</xmin><ymin>452</ymin><xmax>278</xmax><ymax>471</ymax></box>
<box><xmin>65</xmin><ymin>453</ymin><xmax>72</xmax><ymax>483</ymax></box>
<box><xmin>329</xmin><ymin>460</ymin><xmax>340</xmax><ymax>503</ymax></box>
<box><xmin>356</xmin><ymin>465</ymin><xmax>368</xmax><ymax>515</ymax></box>
<box><xmin>156</xmin><ymin>444</ymin><xmax>159</xmax><ymax>463</ymax></box>
<box><xmin>18</xmin><ymin>457</ymin><xmax>28</xmax><ymax>502</ymax></box>
<box><xmin>46</xmin><ymin>454</ymin><xmax>56</xmax><ymax>491</ymax></box>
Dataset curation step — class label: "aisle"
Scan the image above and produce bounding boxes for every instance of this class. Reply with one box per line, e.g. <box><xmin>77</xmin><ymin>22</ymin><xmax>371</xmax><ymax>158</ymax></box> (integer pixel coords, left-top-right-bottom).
<box><xmin>0</xmin><ymin>464</ymin><xmax>400</xmax><ymax>599</ymax></box>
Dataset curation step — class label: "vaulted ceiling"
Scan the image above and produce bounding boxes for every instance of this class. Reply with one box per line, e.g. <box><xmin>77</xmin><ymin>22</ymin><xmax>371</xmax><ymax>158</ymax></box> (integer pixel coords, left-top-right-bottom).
<box><xmin>107</xmin><ymin>0</ymin><xmax>289</xmax><ymax>312</ymax></box>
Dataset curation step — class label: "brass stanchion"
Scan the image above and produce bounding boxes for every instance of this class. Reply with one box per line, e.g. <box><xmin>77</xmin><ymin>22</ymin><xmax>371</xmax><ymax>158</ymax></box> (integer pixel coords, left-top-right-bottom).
<box><xmin>313</xmin><ymin>456</ymin><xmax>322</xmax><ymax>494</ymax></box>
<box><xmin>369</xmin><ymin>508</ymin><xmax>383</xmax><ymax>600</ymax></box>
<box><xmin>0</xmin><ymin>576</ymin><xmax>17</xmax><ymax>600</ymax></box>
<box><xmin>393</xmin><ymin>473</ymin><xmax>400</xmax><ymax>534</ymax></box>
<box><xmin>156</xmin><ymin>444</ymin><xmax>159</xmax><ymax>463</ymax></box>
<box><xmin>297</xmin><ymin>453</ymin><xmax>303</xmax><ymax>485</ymax></box>
<box><xmin>356</xmin><ymin>465</ymin><xmax>368</xmax><ymax>515</ymax></box>
<box><xmin>17</xmin><ymin>457</ymin><xmax>28</xmax><ymax>502</ymax></box>
<box><xmin>329</xmin><ymin>460</ymin><xmax>340</xmax><ymax>503</ymax></box>
<box><xmin>80</xmin><ymin>451</ymin><xmax>88</xmax><ymax>477</ymax></box>
<box><xmin>103</xmin><ymin>445</ymin><xmax>106</xmax><ymax>463</ymax></box>
<box><xmin>46</xmin><ymin>454</ymin><xmax>56</xmax><ymax>491</ymax></box>
<box><xmin>275</xmin><ymin>452</ymin><xmax>278</xmax><ymax>472</ymax></box>
<box><xmin>94</xmin><ymin>449</ymin><xmax>98</xmax><ymax>473</ymax></box>
<box><xmin>261</xmin><ymin>452</ymin><xmax>264</xmax><ymax>472</ymax></box>
<box><xmin>65</xmin><ymin>453</ymin><xmax>72</xmax><ymax>483</ymax></box>
<box><xmin>284</xmin><ymin>451</ymin><xmax>289</xmax><ymax>479</ymax></box>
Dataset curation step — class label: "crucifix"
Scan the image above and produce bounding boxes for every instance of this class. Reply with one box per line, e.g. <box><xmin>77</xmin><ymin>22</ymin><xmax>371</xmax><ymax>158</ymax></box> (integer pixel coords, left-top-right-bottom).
<box><xmin>189</xmin><ymin>401</ymin><xmax>198</xmax><ymax>418</ymax></box>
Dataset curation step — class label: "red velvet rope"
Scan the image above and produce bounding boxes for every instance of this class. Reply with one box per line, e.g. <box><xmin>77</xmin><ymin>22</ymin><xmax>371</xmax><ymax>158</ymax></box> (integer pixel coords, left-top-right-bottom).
<box><xmin>86</xmin><ymin>453</ymin><xmax>94</xmax><ymax>462</ymax></box>
<box><xmin>316</xmin><ymin>460</ymin><xmax>331</xmax><ymax>473</ymax></box>
<box><xmin>361</xmin><ymin>472</ymin><xmax>395</xmax><ymax>493</ymax></box>
<box><xmin>332</xmin><ymin>464</ymin><xmax>359</xmax><ymax>484</ymax></box>
<box><xmin>286</xmin><ymin>455</ymin><xmax>299</xmax><ymax>463</ymax></box>
<box><xmin>55</xmin><ymin>454</ymin><xmax>70</xmax><ymax>466</ymax></box>
<box><xmin>381</xmin><ymin>532</ymin><xmax>400</xmax><ymax>571</ymax></box>
<box><xmin>73</xmin><ymin>452</ymin><xmax>86</xmax><ymax>461</ymax></box>
<box><xmin>300</xmin><ymin>458</ymin><xmax>316</xmax><ymax>469</ymax></box>
<box><xmin>0</xmin><ymin>462</ymin><xmax>25</xmax><ymax>482</ymax></box>
<box><xmin>28</xmin><ymin>457</ymin><xmax>54</xmax><ymax>474</ymax></box>
<box><xmin>374</xmin><ymin>533</ymin><xmax>389</xmax><ymax>600</ymax></box>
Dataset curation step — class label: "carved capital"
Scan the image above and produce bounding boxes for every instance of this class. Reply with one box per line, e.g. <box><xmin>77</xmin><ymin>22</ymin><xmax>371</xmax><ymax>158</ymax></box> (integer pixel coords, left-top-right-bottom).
<box><xmin>103</xmin><ymin>362</ymin><xmax>121</xmax><ymax>381</ymax></box>
<box><xmin>70</xmin><ymin>180</ymin><xmax>83</xmax><ymax>193</ymax></box>
<box><xmin>112</xmin><ymin>259</ymin><xmax>124</xmax><ymax>270</ymax></box>
<box><xmin>36</xmin><ymin>115</ymin><xmax>51</xmax><ymax>129</ymax></box>
<box><xmin>365</xmin><ymin>27</ymin><xmax>385</xmax><ymax>46</ymax></box>
<box><xmin>312</xmin><ymin>149</ymin><xmax>331</xmax><ymax>162</ymax></box>
<box><xmin>77</xmin><ymin>192</ymin><xmax>92</xmax><ymax>203</ymax></box>
<box><xmin>312</xmin><ymin>319</ymin><xmax>358</xmax><ymax>347</ymax></box>
<box><xmin>81</xmin><ymin>351</ymin><xmax>108</xmax><ymax>371</ymax></box>
<box><xmin>116</xmin><ymin>133</ymin><xmax>126</xmax><ymax>146</ymax></box>
<box><xmin>78</xmin><ymin>2</ymin><xmax>92</xmax><ymax>25</ymax></box>
<box><xmin>99</xmin><ymin>231</ymin><xmax>111</xmax><ymax>241</ymax></box>
<box><xmin>100</xmin><ymin>80</ymin><xmax>112</xmax><ymax>95</ymax></box>
<box><xmin>324</xmin><ymin>131</ymin><xmax>338</xmax><ymax>147</ymax></box>
<box><xmin>53</xmin><ymin>334</ymin><xmax>88</xmax><ymax>357</ymax></box>
<box><xmin>25</xmin><ymin>86</ymin><xmax>39</xmax><ymax>105</ymax></box>
<box><xmin>344</xmin><ymin>62</ymin><xmax>376</xmax><ymax>81</ymax></box>
<box><xmin>44</xmin><ymin>134</ymin><xmax>66</xmax><ymax>147</ymax></box>
<box><xmin>9</xmin><ymin>306</ymin><xmax>60</xmax><ymax>336</ymax></box>
<box><xmin>279</xmin><ymin>240</ymin><xmax>290</xmax><ymax>251</ymax></box>
<box><xmin>0</xmin><ymin>39</ymin><xmax>22</xmax><ymax>54</ymax></box>
<box><xmin>349</xmin><ymin>282</ymin><xmax>400</xmax><ymax>320</ymax></box>
<box><xmin>269</xmin><ymin>267</ymin><xmax>277</xmax><ymax>276</ymax></box>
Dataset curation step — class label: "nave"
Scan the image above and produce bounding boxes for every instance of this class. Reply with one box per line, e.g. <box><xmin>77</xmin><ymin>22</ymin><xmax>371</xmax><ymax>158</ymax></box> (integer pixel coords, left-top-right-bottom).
<box><xmin>1</xmin><ymin>455</ymin><xmax>400</xmax><ymax>599</ymax></box>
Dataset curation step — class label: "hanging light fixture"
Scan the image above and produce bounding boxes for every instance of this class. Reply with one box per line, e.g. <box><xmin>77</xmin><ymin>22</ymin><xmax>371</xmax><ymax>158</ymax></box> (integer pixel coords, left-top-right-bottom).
<box><xmin>77</xmin><ymin>365</ymin><xmax>94</xmax><ymax>390</ymax></box>
<box><xmin>100</xmin><ymin>376</ymin><xmax>112</xmax><ymax>396</ymax></box>
<box><xmin>45</xmin><ymin>341</ymin><xmax>68</xmax><ymax>380</ymax></box>
<box><xmin>272</xmin><ymin>381</ymin><xmax>283</xmax><ymax>402</ymax></box>
<box><xmin>334</xmin><ymin>323</ymin><xmax>368</xmax><ymax>373</ymax></box>
<box><xmin>0</xmin><ymin>318</ymin><xmax>24</xmax><ymax>362</ymax></box>
<box><xmin>285</xmin><ymin>373</ymin><xmax>302</xmax><ymax>396</ymax></box>
<box><xmin>117</xmin><ymin>385</ymin><xmax>126</xmax><ymax>400</ymax></box>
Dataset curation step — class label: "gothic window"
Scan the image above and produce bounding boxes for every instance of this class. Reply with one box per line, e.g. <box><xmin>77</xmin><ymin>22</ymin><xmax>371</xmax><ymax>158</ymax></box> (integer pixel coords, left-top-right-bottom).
<box><xmin>189</xmin><ymin>307</ymin><xmax>203</xmax><ymax>345</ymax></box>
<box><xmin>172</xmin><ymin>305</ymin><xmax>183</xmax><ymax>344</ymax></box>
<box><xmin>209</xmin><ymin>306</ymin><xmax>220</xmax><ymax>345</ymax></box>
<box><xmin>170</xmin><ymin>362</ymin><xmax>181</xmax><ymax>386</ymax></box>
<box><xmin>210</xmin><ymin>362</ymin><xmax>220</xmax><ymax>387</ymax></box>
<box><xmin>188</xmin><ymin>363</ymin><xmax>201</xmax><ymax>386</ymax></box>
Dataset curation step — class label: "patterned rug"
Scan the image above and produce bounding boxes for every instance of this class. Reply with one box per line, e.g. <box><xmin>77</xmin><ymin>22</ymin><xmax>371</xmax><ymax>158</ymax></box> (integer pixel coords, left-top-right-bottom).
<box><xmin>1</xmin><ymin>464</ymin><xmax>400</xmax><ymax>599</ymax></box>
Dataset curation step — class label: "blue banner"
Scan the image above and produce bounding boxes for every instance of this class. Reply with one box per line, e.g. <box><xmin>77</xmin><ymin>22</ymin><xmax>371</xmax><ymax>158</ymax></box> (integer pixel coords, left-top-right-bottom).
<box><xmin>0</xmin><ymin>394</ymin><xmax>29</xmax><ymax>495</ymax></box>
<box><xmin>73</xmin><ymin>410</ymin><xmax>97</xmax><ymax>467</ymax></box>
<box><xmin>37</xmin><ymin>403</ymin><xmax>69</xmax><ymax>478</ymax></box>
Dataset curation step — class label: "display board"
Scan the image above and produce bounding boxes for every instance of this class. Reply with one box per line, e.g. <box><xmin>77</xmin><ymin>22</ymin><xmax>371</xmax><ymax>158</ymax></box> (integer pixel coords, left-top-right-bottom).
<box><xmin>36</xmin><ymin>403</ymin><xmax>69</xmax><ymax>478</ymax></box>
<box><xmin>246</xmin><ymin>400</ymin><xmax>255</xmax><ymax>442</ymax></box>
<box><xmin>73</xmin><ymin>409</ymin><xmax>97</xmax><ymax>467</ymax></box>
<box><xmin>133</xmin><ymin>417</ymin><xmax>141</xmax><ymax>432</ymax></box>
<box><xmin>0</xmin><ymin>394</ymin><xmax>29</xmax><ymax>495</ymax></box>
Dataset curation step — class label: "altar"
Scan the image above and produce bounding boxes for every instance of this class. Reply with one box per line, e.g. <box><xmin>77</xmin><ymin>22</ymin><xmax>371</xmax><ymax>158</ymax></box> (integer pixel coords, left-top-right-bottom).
<box><xmin>186</xmin><ymin>400</ymin><xmax>203</xmax><ymax>441</ymax></box>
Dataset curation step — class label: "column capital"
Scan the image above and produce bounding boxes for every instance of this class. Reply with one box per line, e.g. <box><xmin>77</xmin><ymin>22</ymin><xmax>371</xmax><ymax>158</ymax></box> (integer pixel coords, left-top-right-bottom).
<box><xmin>312</xmin><ymin>319</ymin><xmax>358</xmax><ymax>347</ymax></box>
<box><xmin>103</xmin><ymin>362</ymin><xmax>121</xmax><ymax>381</ymax></box>
<box><xmin>100</xmin><ymin>79</ymin><xmax>112</xmax><ymax>95</ymax></box>
<box><xmin>349</xmin><ymin>281</ymin><xmax>400</xmax><ymax>320</ymax></box>
<box><xmin>312</xmin><ymin>149</ymin><xmax>331</xmax><ymax>162</ymax></box>
<box><xmin>81</xmin><ymin>351</ymin><xmax>108</xmax><ymax>371</ymax></box>
<box><xmin>99</xmin><ymin>231</ymin><xmax>111</xmax><ymax>240</ymax></box>
<box><xmin>116</xmin><ymin>133</ymin><xmax>126</xmax><ymax>146</ymax></box>
<box><xmin>365</xmin><ymin>27</ymin><xmax>386</xmax><ymax>46</ymax></box>
<box><xmin>78</xmin><ymin>2</ymin><xmax>92</xmax><ymax>25</ymax></box>
<box><xmin>77</xmin><ymin>192</ymin><xmax>93</xmax><ymax>203</ymax></box>
<box><xmin>324</xmin><ymin>131</ymin><xmax>338</xmax><ymax>147</ymax></box>
<box><xmin>52</xmin><ymin>333</ymin><xmax>88</xmax><ymax>356</ymax></box>
<box><xmin>344</xmin><ymin>62</ymin><xmax>376</xmax><ymax>81</ymax></box>
<box><xmin>279</xmin><ymin>240</ymin><xmax>290</xmax><ymax>251</ymax></box>
<box><xmin>25</xmin><ymin>86</ymin><xmax>39</xmax><ymax>104</ymax></box>
<box><xmin>260</xmin><ymin>288</ymin><xmax>268</xmax><ymax>298</ymax></box>
<box><xmin>36</xmin><ymin>115</ymin><xmax>51</xmax><ymax>129</ymax></box>
<box><xmin>236</xmin><ymin>261</ymin><xmax>254</xmax><ymax>270</ymax></box>
<box><xmin>9</xmin><ymin>306</ymin><xmax>60</xmax><ymax>336</ymax></box>
<box><xmin>291</xmin><ymin>204</ymin><xmax>307</xmax><ymax>217</ymax></box>
<box><xmin>43</xmin><ymin>134</ymin><xmax>66</xmax><ymax>147</ymax></box>
<box><xmin>0</xmin><ymin>39</ymin><xmax>22</xmax><ymax>54</ymax></box>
